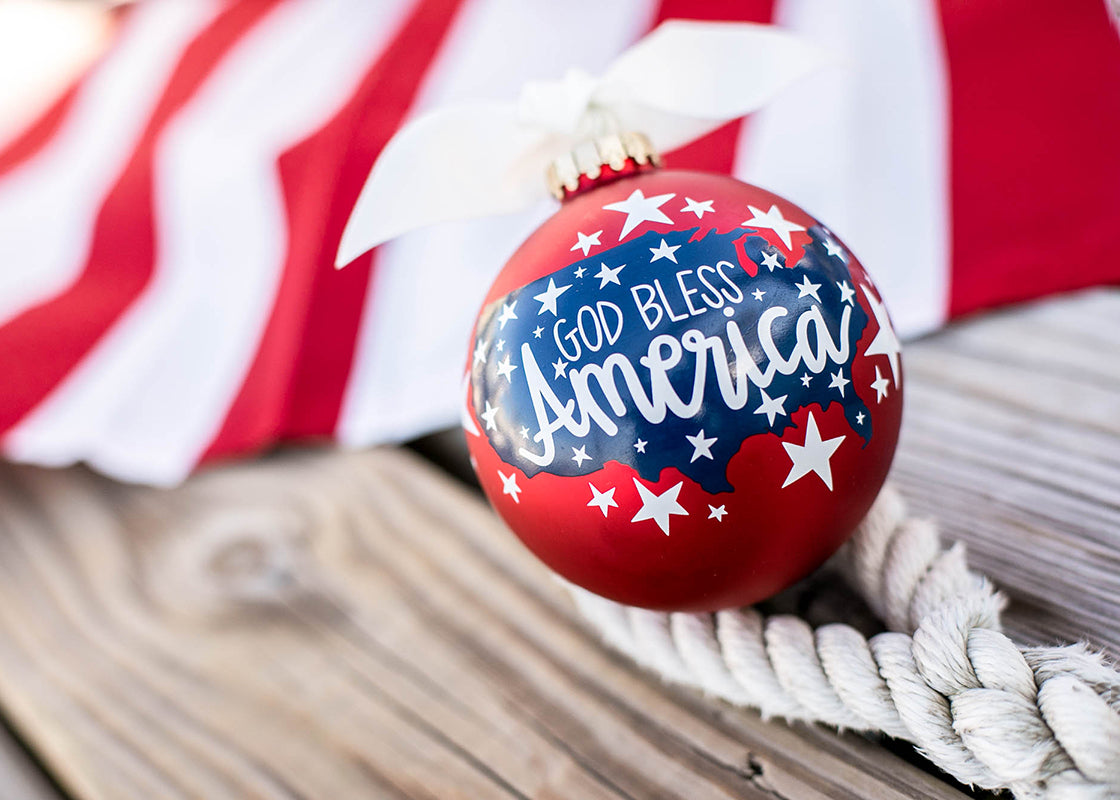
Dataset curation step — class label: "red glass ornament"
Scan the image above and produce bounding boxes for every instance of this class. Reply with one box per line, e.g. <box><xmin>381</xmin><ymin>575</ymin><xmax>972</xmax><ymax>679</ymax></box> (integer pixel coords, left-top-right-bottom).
<box><xmin>464</xmin><ymin>166</ymin><xmax>903</xmax><ymax>611</ymax></box>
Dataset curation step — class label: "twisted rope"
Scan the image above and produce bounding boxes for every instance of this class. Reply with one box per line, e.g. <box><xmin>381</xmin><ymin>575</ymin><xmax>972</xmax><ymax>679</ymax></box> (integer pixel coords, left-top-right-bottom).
<box><xmin>565</xmin><ymin>486</ymin><xmax>1120</xmax><ymax>799</ymax></box>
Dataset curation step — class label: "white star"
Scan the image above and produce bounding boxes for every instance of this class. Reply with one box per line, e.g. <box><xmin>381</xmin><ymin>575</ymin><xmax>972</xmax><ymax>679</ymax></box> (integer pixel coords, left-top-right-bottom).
<box><xmin>587</xmin><ymin>483</ymin><xmax>618</xmax><ymax>517</ymax></box>
<box><xmin>595</xmin><ymin>262</ymin><xmax>625</xmax><ymax>289</ymax></box>
<box><xmin>782</xmin><ymin>412</ymin><xmax>845</xmax><ymax>491</ymax></box>
<box><xmin>837</xmin><ymin>280</ymin><xmax>855</xmax><ymax>305</ymax></box>
<box><xmin>800</xmin><ymin>374</ymin><xmax>812</xmax><ymax>388</ymax></box>
<box><xmin>861</xmin><ymin>285</ymin><xmax>902</xmax><ymax>389</ymax></box>
<box><xmin>497</xmin><ymin>301</ymin><xmax>518</xmax><ymax>329</ymax></box>
<box><xmin>631</xmin><ymin>479</ymin><xmax>688</xmax><ymax>535</ymax></box>
<box><xmin>828</xmin><ymin>369</ymin><xmax>850</xmax><ymax>397</ymax></box>
<box><xmin>753</xmin><ymin>388</ymin><xmax>788</xmax><ymax>426</ymax></box>
<box><xmin>681</xmin><ymin>197</ymin><xmax>714</xmax><ymax>218</ymax></box>
<box><xmin>519</xmin><ymin>426</ymin><xmax>530</xmax><ymax>439</ymax></box>
<box><xmin>532</xmin><ymin>326</ymin><xmax>544</xmax><ymax>338</ymax></box>
<box><xmin>574</xmin><ymin>265</ymin><xmax>587</xmax><ymax>279</ymax></box>
<box><xmin>480</xmin><ymin>401</ymin><xmax>499</xmax><ymax>431</ymax></box>
<box><xmin>649</xmin><ymin>238</ymin><xmax>681</xmax><ymax>263</ymax></box>
<box><xmin>795</xmin><ymin>275</ymin><xmax>822</xmax><ymax>302</ymax></box>
<box><xmin>742</xmin><ymin>204</ymin><xmax>806</xmax><ymax>250</ymax></box>
<box><xmin>708</xmin><ymin>504</ymin><xmax>727</xmax><ymax>522</ymax></box>
<box><xmin>533</xmin><ymin>277</ymin><xmax>572</xmax><ymax>316</ymax></box>
<box><xmin>571</xmin><ymin>230</ymin><xmax>603</xmax><ymax>256</ymax></box>
<box><xmin>571</xmin><ymin>445</ymin><xmax>591</xmax><ymax>468</ymax></box>
<box><xmin>685</xmin><ymin>429</ymin><xmax>717</xmax><ymax>462</ymax></box>
<box><xmin>603</xmin><ymin>189</ymin><xmax>676</xmax><ymax>240</ymax></box>
<box><xmin>498</xmin><ymin>469</ymin><xmax>522</xmax><ymax>504</ymax></box>
<box><xmin>473</xmin><ymin>339</ymin><xmax>487</xmax><ymax>366</ymax></box>
<box><xmin>760</xmin><ymin>250</ymin><xmax>782</xmax><ymax>272</ymax></box>
<box><xmin>496</xmin><ymin>339</ymin><xmax>505</xmax><ymax>351</ymax></box>
<box><xmin>552</xmin><ymin>358</ymin><xmax>568</xmax><ymax>379</ymax></box>
<box><xmin>823</xmin><ymin>237</ymin><xmax>846</xmax><ymax>260</ymax></box>
<box><xmin>871</xmin><ymin>365</ymin><xmax>890</xmax><ymax>403</ymax></box>
<box><xmin>495</xmin><ymin>354</ymin><xmax>518</xmax><ymax>383</ymax></box>
<box><xmin>752</xmin><ymin>288</ymin><xmax>766</xmax><ymax>302</ymax></box>
<box><xmin>634</xmin><ymin>439</ymin><xmax>647</xmax><ymax>454</ymax></box>
<box><xmin>855</xmin><ymin>411</ymin><xmax>866</xmax><ymax>425</ymax></box>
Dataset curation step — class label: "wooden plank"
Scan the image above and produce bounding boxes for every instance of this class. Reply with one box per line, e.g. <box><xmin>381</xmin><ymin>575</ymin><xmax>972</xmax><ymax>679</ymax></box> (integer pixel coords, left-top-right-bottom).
<box><xmin>0</xmin><ymin>728</ymin><xmax>61</xmax><ymax>800</ymax></box>
<box><xmin>0</xmin><ymin>448</ymin><xmax>967</xmax><ymax>800</ymax></box>
<box><xmin>893</xmin><ymin>288</ymin><xmax>1120</xmax><ymax>654</ymax></box>
<box><xmin>0</xmin><ymin>472</ymin><xmax>973</xmax><ymax>795</ymax></box>
<box><xmin>0</xmin><ymin>288</ymin><xmax>1114</xmax><ymax>800</ymax></box>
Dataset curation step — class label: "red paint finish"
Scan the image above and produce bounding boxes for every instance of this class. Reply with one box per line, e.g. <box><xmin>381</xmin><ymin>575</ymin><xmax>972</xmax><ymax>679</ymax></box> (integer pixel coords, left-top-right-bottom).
<box><xmin>467</xmin><ymin>170</ymin><xmax>902</xmax><ymax>611</ymax></box>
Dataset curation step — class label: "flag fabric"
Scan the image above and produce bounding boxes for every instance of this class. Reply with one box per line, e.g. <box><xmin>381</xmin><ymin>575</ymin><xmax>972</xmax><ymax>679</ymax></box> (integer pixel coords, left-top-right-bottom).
<box><xmin>0</xmin><ymin>0</ymin><xmax>1118</xmax><ymax>486</ymax></box>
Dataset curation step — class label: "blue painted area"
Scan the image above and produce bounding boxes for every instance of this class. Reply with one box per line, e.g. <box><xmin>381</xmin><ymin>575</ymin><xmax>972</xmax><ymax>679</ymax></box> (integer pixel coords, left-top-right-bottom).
<box><xmin>471</xmin><ymin>225</ymin><xmax>870</xmax><ymax>494</ymax></box>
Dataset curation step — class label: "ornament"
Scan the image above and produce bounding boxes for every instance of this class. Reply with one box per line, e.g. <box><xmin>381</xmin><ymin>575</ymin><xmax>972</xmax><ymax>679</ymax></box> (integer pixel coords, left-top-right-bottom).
<box><xmin>463</xmin><ymin>137</ymin><xmax>903</xmax><ymax>611</ymax></box>
<box><xmin>332</xmin><ymin>24</ymin><xmax>1120</xmax><ymax>798</ymax></box>
<box><xmin>337</xmin><ymin>20</ymin><xmax>902</xmax><ymax>611</ymax></box>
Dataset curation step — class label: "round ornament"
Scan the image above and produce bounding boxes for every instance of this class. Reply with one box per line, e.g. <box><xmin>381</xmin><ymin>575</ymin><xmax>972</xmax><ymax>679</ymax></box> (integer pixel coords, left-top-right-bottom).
<box><xmin>464</xmin><ymin>148</ymin><xmax>903</xmax><ymax>612</ymax></box>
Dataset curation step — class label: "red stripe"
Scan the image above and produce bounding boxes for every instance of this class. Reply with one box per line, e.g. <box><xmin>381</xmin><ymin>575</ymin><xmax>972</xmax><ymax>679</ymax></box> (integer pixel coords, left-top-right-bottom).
<box><xmin>0</xmin><ymin>1</ymin><xmax>280</xmax><ymax>436</ymax></box>
<box><xmin>652</xmin><ymin>0</ymin><xmax>775</xmax><ymax>25</ymax></box>
<box><xmin>201</xmin><ymin>0</ymin><xmax>468</xmax><ymax>461</ymax></box>
<box><xmin>0</xmin><ymin>84</ymin><xmax>80</xmax><ymax>177</ymax></box>
<box><xmin>654</xmin><ymin>0</ymin><xmax>775</xmax><ymax>174</ymax></box>
<box><xmin>0</xmin><ymin>9</ymin><xmax>130</xmax><ymax>176</ymax></box>
<box><xmin>941</xmin><ymin>0</ymin><xmax>1120</xmax><ymax>317</ymax></box>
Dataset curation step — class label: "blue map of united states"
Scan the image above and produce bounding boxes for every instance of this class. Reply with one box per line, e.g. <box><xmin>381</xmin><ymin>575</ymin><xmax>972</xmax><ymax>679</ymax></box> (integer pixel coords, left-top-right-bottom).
<box><xmin>470</xmin><ymin>225</ymin><xmax>871</xmax><ymax>495</ymax></box>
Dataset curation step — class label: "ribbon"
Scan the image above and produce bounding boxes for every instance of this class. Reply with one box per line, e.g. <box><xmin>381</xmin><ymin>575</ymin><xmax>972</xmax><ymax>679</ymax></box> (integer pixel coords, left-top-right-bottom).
<box><xmin>336</xmin><ymin>20</ymin><xmax>827</xmax><ymax>267</ymax></box>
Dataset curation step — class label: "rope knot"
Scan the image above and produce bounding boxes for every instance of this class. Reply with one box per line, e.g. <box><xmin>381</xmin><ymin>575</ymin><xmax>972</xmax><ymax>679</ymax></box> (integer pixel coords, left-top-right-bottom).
<box><xmin>569</xmin><ymin>482</ymin><xmax>1120</xmax><ymax>799</ymax></box>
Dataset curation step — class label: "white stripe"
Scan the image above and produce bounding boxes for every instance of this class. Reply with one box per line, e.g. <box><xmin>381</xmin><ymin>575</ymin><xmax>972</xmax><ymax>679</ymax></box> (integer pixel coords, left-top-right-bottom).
<box><xmin>733</xmin><ymin>0</ymin><xmax>950</xmax><ymax>338</ymax></box>
<box><xmin>5</xmin><ymin>0</ymin><xmax>413</xmax><ymax>485</ymax></box>
<box><xmin>337</xmin><ymin>0</ymin><xmax>658</xmax><ymax>447</ymax></box>
<box><xmin>0</xmin><ymin>0</ymin><xmax>221</xmax><ymax>326</ymax></box>
<box><xmin>0</xmin><ymin>2</ymin><xmax>115</xmax><ymax>149</ymax></box>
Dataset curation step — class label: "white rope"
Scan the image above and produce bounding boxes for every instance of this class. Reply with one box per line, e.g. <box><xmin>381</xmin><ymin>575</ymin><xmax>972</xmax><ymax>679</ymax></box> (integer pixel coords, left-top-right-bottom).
<box><xmin>564</xmin><ymin>485</ymin><xmax>1120</xmax><ymax>799</ymax></box>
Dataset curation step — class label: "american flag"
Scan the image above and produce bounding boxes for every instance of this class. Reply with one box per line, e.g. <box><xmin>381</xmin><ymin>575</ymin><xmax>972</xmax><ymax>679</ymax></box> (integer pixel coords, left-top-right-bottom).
<box><xmin>1</xmin><ymin>0</ymin><xmax>1118</xmax><ymax>485</ymax></box>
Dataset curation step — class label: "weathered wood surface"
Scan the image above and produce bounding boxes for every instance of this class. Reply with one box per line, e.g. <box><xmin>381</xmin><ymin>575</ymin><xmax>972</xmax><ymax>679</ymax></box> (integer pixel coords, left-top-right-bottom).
<box><xmin>0</xmin><ymin>288</ymin><xmax>1115</xmax><ymax>800</ymax></box>
<box><xmin>892</xmin><ymin>288</ymin><xmax>1120</xmax><ymax>655</ymax></box>
<box><xmin>0</xmin><ymin>729</ymin><xmax>60</xmax><ymax>800</ymax></box>
<box><xmin>0</xmin><ymin>450</ymin><xmax>963</xmax><ymax>800</ymax></box>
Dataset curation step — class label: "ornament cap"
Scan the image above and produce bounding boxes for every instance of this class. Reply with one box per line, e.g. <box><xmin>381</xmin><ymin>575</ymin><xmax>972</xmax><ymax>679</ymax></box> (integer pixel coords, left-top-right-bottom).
<box><xmin>546</xmin><ymin>132</ymin><xmax>660</xmax><ymax>200</ymax></box>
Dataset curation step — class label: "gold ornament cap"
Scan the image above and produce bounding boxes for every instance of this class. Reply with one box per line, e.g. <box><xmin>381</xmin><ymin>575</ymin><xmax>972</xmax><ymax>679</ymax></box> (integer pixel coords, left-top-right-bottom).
<box><xmin>546</xmin><ymin>132</ymin><xmax>661</xmax><ymax>200</ymax></box>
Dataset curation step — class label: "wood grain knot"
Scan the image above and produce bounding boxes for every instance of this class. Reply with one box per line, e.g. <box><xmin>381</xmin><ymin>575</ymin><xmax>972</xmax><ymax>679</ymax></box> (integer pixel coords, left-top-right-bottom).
<box><xmin>151</xmin><ymin>505</ymin><xmax>324</xmax><ymax>620</ymax></box>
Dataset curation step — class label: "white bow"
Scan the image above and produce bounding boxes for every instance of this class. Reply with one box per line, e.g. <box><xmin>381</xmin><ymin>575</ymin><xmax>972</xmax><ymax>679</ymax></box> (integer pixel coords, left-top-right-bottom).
<box><xmin>336</xmin><ymin>20</ymin><xmax>826</xmax><ymax>267</ymax></box>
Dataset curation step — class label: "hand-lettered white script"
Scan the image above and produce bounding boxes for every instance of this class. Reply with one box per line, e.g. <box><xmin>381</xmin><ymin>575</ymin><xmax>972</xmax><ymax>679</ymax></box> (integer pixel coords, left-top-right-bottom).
<box><xmin>517</xmin><ymin>300</ymin><xmax>852</xmax><ymax>468</ymax></box>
